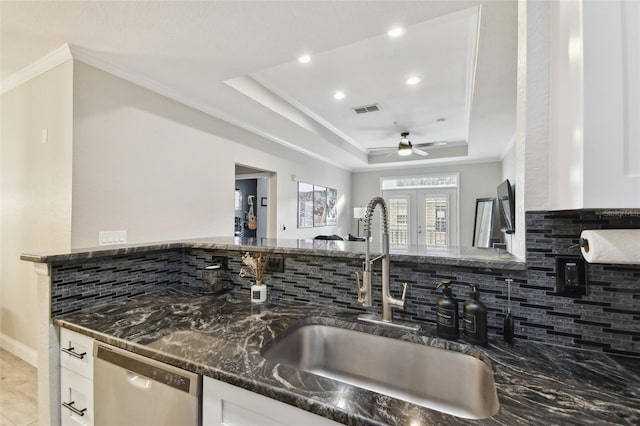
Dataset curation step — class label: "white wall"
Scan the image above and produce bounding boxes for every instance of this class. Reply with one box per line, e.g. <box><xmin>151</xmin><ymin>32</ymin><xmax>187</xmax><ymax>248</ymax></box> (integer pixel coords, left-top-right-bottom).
<box><xmin>0</xmin><ymin>60</ymin><xmax>74</xmax><ymax>363</ymax></box>
<box><xmin>71</xmin><ymin>61</ymin><xmax>351</xmax><ymax>248</ymax></box>
<box><xmin>501</xmin><ymin>142</ymin><xmax>516</xmax><ymax>185</ymax></box>
<box><xmin>509</xmin><ymin>0</ymin><xmax>552</xmax><ymax>260</ymax></box>
<box><xmin>351</xmin><ymin>162</ymin><xmax>502</xmax><ymax>247</ymax></box>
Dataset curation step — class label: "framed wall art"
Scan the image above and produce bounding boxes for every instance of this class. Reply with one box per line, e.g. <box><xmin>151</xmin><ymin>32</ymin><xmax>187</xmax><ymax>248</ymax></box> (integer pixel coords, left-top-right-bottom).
<box><xmin>313</xmin><ymin>185</ymin><xmax>327</xmax><ymax>226</ymax></box>
<box><xmin>326</xmin><ymin>187</ymin><xmax>337</xmax><ymax>225</ymax></box>
<box><xmin>297</xmin><ymin>182</ymin><xmax>314</xmax><ymax>228</ymax></box>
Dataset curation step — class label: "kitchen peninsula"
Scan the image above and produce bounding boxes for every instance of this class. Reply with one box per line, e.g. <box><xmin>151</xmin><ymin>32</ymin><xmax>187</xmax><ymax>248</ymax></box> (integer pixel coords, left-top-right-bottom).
<box><xmin>21</xmin><ymin>232</ymin><xmax>640</xmax><ymax>425</ymax></box>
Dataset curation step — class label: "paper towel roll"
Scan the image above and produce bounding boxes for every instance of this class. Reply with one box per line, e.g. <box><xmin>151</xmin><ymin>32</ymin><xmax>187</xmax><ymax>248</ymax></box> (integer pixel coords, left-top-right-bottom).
<box><xmin>580</xmin><ymin>229</ymin><xmax>640</xmax><ymax>264</ymax></box>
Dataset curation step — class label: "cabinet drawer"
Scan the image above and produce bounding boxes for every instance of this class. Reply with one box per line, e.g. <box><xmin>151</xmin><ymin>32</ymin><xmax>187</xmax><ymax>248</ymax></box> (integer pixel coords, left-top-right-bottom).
<box><xmin>60</xmin><ymin>327</ymin><xmax>94</xmax><ymax>379</ymax></box>
<box><xmin>61</xmin><ymin>367</ymin><xmax>93</xmax><ymax>426</ymax></box>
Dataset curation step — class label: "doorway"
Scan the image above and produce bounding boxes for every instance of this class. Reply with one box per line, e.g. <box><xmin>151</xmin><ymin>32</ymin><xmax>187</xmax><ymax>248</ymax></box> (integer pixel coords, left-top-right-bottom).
<box><xmin>235</xmin><ymin>164</ymin><xmax>275</xmax><ymax>241</ymax></box>
<box><xmin>382</xmin><ymin>188</ymin><xmax>458</xmax><ymax>249</ymax></box>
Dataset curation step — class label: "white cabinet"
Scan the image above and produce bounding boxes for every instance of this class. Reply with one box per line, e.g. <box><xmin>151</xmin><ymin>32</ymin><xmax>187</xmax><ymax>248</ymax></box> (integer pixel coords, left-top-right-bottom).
<box><xmin>60</xmin><ymin>327</ymin><xmax>94</xmax><ymax>426</ymax></box>
<box><xmin>202</xmin><ymin>376</ymin><xmax>341</xmax><ymax>426</ymax></box>
<box><xmin>549</xmin><ymin>0</ymin><xmax>640</xmax><ymax>209</ymax></box>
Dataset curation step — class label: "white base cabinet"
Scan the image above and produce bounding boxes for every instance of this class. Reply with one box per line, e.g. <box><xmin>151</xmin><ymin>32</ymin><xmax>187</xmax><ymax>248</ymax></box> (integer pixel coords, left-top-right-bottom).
<box><xmin>202</xmin><ymin>376</ymin><xmax>341</xmax><ymax>426</ymax></box>
<box><xmin>60</xmin><ymin>327</ymin><xmax>94</xmax><ymax>426</ymax></box>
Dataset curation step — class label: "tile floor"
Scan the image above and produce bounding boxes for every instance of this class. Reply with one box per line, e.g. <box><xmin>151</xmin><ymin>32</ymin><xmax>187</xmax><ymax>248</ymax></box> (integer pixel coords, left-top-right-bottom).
<box><xmin>0</xmin><ymin>349</ymin><xmax>38</xmax><ymax>426</ymax></box>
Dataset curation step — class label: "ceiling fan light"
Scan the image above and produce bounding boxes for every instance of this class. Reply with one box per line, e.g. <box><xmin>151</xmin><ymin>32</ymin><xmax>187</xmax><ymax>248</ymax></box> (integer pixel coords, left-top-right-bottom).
<box><xmin>398</xmin><ymin>146</ymin><xmax>413</xmax><ymax>156</ymax></box>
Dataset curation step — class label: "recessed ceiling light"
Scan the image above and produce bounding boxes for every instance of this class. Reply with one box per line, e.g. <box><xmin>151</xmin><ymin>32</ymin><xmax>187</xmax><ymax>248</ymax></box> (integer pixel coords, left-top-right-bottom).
<box><xmin>388</xmin><ymin>27</ymin><xmax>405</xmax><ymax>38</ymax></box>
<box><xmin>406</xmin><ymin>76</ymin><xmax>421</xmax><ymax>86</ymax></box>
<box><xmin>298</xmin><ymin>55</ymin><xmax>311</xmax><ymax>64</ymax></box>
<box><xmin>333</xmin><ymin>91</ymin><xmax>345</xmax><ymax>100</ymax></box>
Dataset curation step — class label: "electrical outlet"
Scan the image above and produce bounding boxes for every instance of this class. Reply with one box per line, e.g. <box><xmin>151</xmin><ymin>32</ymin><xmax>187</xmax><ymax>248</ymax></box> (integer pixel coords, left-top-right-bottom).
<box><xmin>98</xmin><ymin>230</ymin><xmax>127</xmax><ymax>246</ymax></box>
<box><xmin>555</xmin><ymin>256</ymin><xmax>587</xmax><ymax>297</ymax></box>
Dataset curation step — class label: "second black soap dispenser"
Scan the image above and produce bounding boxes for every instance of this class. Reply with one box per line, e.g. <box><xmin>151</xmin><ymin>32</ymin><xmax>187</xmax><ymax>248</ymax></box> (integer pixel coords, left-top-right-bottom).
<box><xmin>436</xmin><ymin>279</ymin><xmax>459</xmax><ymax>340</ymax></box>
<box><xmin>463</xmin><ymin>284</ymin><xmax>488</xmax><ymax>346</ymax></box>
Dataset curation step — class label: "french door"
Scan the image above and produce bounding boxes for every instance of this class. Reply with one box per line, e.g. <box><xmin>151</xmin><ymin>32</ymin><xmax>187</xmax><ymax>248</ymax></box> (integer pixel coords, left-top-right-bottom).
<box><xmin>383</xmin><ymin>188</ymin><xmax>458</xmax><ymax>249</ymax></box>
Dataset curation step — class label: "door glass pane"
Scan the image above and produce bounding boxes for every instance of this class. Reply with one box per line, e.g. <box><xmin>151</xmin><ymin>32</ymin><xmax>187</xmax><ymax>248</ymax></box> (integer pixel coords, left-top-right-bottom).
<box><xmin>388</xmin><ymin>197</ymin><xmax>409</xmax><ymax>247</ymax></box>
<box><xmin>424</xmin><ymin>195</ymin><xmax>448</xmax><ymax>247</ymax></box>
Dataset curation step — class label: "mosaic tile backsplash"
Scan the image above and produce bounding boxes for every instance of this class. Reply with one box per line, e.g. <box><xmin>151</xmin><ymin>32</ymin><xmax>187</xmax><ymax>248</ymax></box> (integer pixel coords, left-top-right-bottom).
<box><xmin>50</xmin><ymin>210</ymin><xmax>640</xmax><ymax>356</ymax></box>
<box><xmin>50</xmin><ymin>250</ymin><xmax>182</xmax><ymax>316</ymax></box>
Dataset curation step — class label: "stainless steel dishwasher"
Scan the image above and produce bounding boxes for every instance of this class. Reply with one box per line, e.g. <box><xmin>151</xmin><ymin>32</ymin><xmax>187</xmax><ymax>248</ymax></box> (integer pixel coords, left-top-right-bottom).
<box><xmin>93</xmin><ymin>342</ymin><xmax>201</xmax><ymax>426</ymax></box>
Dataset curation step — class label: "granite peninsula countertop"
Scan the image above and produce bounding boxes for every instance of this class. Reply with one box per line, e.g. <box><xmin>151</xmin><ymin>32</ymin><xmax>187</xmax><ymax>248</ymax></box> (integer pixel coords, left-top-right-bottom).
<box><xmin>55</xmin><ymin>287</ymin><xmax>639</xmax><ymax>426</ymax></box>
<box><xmin>21</xmin><ymin>236</ymin><xmax>525</xmax><ymax>270</ymax></box>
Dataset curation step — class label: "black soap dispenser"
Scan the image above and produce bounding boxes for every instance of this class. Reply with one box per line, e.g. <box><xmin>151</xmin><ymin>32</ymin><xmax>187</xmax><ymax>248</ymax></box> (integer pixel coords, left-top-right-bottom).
<box><xmin>463</xmin><ymin>284</ymin><xmax>488</xmax><ymax>346</ymax></box>
<box><xmin>436</xmin><ymin>279</ymin><xmax>459</xmax><ymax>340</ymax></box>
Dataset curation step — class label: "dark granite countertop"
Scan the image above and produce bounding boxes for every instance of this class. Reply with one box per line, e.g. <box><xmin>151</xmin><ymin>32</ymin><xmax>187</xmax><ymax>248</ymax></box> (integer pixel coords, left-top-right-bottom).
<box><xmin>21</xmin><ymin>236</ymin><xmax>525</xmax><ymax>270</ymax></box>
<box><xmin>55</xmin><ymin>287</ymin><xmax>639</xmax><ymax>425</ymax></box>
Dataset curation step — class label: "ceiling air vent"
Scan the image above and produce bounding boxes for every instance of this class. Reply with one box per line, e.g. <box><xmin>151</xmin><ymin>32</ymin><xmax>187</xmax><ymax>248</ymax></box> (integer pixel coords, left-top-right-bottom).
<box><xmin>352</xmin><ymin>104</ymin><xmax>381</xmax><ymax>114</ymax></box>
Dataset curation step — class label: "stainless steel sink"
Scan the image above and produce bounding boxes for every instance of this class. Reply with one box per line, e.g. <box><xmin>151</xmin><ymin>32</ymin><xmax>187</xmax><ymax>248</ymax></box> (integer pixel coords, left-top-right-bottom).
<box><xmin>262</xmin><ymin>324</ymin><xmax>500</xmax><ymax>419</ymax></box>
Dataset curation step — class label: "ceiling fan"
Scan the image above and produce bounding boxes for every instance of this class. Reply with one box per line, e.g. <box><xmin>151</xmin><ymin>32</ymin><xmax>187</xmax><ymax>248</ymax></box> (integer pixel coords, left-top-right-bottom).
<box><xmin>368</xmin><ymin>132</ymin><xmax>448</xmax><ymax>157</ymax></box>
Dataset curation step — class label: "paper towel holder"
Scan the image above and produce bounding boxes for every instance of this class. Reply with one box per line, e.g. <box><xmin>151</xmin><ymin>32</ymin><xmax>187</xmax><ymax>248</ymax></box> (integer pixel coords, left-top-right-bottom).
<box><xmin>579</xmin><ymin>237</ymin><xmax>589</xmax><ymax>253</ymax></box>
<box><xmin>569</xmin><ymin>237</ymin><xmax>590</xmax><ymax>252</ymax></box>
<box><xmin>555</xmin><ymin>256</ymin><xmax>587</xmax><ymax>297</ymax></box>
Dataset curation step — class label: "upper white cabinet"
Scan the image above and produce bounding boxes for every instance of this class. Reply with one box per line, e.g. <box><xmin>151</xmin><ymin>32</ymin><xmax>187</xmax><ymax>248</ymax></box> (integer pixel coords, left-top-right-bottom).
<box><xmin>549</xmin><ymin>0</ymin><xmax>640</xmax><ymax>209</ymax></box>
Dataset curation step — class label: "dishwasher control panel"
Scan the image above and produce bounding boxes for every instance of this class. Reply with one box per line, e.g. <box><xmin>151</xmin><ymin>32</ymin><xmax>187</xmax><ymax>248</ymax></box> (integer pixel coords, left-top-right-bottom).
<box><xmin>95</xmin><ymin>343</ymin><xmax>198</xmax><ymax>394</ymax></box>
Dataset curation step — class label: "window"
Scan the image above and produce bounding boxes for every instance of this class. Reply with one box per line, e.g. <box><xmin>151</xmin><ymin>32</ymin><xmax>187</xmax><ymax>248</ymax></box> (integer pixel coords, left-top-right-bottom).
<box><xmin>234</xmin><ymin>189</ymin><xmax>243</xmax><ymax>211</ymax></box>
<box><xmin>381</xmin><ymin>174</ymin><xmax>458</xmax><ymax>190</ymax></box>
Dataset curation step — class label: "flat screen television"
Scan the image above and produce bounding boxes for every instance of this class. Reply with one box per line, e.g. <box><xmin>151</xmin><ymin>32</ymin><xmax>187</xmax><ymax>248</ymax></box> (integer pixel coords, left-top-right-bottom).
<box><xmin>497</xmin><ymin>179</ymin><xmax>515</xmax><ymax>234</ymax></box>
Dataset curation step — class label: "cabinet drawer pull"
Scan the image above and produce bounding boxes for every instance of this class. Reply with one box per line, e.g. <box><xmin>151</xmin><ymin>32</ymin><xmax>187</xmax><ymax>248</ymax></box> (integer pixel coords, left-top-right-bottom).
<box><xmin>62</xmin><ymin>401</ymin><xmax>86</xmax><ymax>416</ymax></box>
<box><xmin>62</xmin><ymin>346</ymin><xmax>87</xmax><ymax>359</ymax></box>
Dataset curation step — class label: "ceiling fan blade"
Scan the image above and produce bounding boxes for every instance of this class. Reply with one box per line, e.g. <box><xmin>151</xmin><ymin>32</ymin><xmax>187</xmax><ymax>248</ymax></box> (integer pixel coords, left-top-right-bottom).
<box><xmin>368</xmin><ymin>146</ymin><xmax>397</xmax><ymax>151</ymax></box>
<box><xmin>414</xmin><ymin>141</ymin><xmax>448</xmax><ymax>148</ymax></box>
<box><xmin>383</xmin><ymin>150</ymin><xmax>399</xmax><ymax>158</ymax></box>
<box><xmin>413</xmin><ymin>148</ymin><xmax>429</xmax><ymax>156</ymax></box>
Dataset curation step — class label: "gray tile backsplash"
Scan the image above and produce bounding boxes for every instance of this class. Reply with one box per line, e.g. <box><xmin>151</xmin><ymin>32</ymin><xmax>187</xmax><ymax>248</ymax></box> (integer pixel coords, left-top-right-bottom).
<box><xmin>51</xmin><ymin>250</ymin><xmax>182</xmax><ymax>316</ymax></box>
<box><xmin>50</xmin><ymin>210</ymin><xmax>640</xmax><ymax>356</ymax></box>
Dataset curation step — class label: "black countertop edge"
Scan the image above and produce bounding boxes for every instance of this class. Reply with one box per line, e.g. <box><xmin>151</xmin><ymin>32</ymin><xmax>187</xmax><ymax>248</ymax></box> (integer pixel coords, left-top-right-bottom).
<box><xmin>20</xmin><ymin>237</ymin><xmax>525</xmax><ymax>270</ymax></box>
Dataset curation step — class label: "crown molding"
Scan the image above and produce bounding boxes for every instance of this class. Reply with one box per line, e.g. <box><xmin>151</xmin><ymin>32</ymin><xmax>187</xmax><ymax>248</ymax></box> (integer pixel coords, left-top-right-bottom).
<box><xmin>0</xmin><ymin>44</ymin><xmax>73</xmax><ymax>94</ymax></box>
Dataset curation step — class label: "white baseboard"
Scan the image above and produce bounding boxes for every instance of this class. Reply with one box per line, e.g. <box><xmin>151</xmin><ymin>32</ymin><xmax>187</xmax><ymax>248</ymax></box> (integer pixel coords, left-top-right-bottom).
<box><xmin>0</xmin><ymin>332</ymin><xmax>38</xmax><ymax>367</ymax></box>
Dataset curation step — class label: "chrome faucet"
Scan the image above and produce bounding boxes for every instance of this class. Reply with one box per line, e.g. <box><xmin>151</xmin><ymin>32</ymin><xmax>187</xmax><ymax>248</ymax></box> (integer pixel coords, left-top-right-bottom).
<box><xmin>356</xmin><ymin>197</ymin><xmax>416</xmax><ymax>330</ymax></box>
